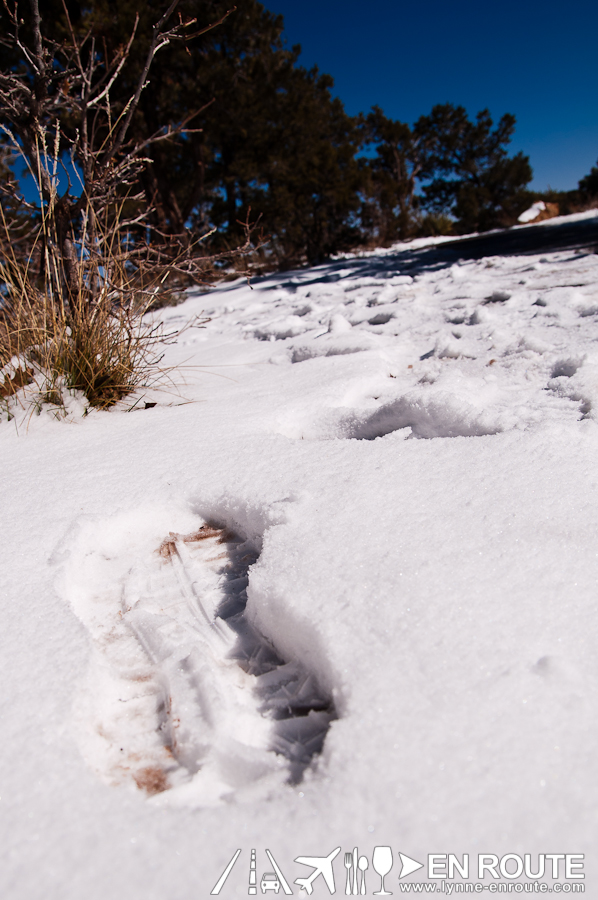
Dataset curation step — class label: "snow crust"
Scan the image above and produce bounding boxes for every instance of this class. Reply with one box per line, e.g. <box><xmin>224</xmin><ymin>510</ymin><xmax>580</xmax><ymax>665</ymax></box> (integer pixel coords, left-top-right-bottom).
<box><xmin>3</xmin><ymin>229</ymin><xmax>598</xmax><ymax>897</ymax></box>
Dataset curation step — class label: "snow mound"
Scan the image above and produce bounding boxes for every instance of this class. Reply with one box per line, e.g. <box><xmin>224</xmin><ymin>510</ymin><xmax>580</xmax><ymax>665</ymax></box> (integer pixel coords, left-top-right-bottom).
<box><xmin>518</xmin><ymin>201</ymin><xmax>548</xmax><ymax>223</ymax></box>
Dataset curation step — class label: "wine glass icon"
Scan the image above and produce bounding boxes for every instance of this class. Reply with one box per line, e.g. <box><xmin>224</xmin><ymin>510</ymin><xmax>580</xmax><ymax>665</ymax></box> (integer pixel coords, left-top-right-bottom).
<box><xmin>372</xmin><ymin>846</ymin><xmax>393</xmax><ymax>895</ymax></box>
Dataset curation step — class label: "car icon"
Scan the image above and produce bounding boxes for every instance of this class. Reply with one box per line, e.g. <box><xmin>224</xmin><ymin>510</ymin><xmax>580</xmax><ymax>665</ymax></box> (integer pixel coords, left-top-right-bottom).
<box><xmin>260</xmin><ymin>872</ymin><xmax>281</xmax><ymax>893</ymax></box>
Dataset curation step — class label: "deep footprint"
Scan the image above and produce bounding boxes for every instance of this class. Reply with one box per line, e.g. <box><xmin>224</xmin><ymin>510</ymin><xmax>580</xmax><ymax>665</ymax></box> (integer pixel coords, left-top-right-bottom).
<box><xmin>65</xmin><ymin>521</ymin><xmax>335</xmax><ymax>803</ymax></box>
<box><xmin>338</xmin><ymin>391</ymin><xmax>503</xmax><ymax>440</ymax></box>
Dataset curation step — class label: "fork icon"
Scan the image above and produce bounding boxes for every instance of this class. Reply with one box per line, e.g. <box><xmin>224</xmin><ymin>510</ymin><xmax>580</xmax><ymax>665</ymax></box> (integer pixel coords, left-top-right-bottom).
<box><xmin>344</xmin><ymin>853</ymin><xmax>353</xmax><ymax>895</ymax></box>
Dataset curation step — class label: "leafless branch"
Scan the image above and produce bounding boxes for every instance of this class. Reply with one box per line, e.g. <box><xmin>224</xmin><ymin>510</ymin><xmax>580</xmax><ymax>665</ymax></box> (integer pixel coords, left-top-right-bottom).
<box><xmin>0</xmin><ymin>0</ymin><xmax>260</xmax><ymax>311</ymax></box>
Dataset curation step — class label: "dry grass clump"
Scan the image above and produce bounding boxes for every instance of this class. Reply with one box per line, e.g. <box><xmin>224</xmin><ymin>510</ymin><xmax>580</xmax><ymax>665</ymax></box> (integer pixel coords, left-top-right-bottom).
<box><xmin>0</xmin><ymin>210</ymin><xmax>185</xmax><ymax>415</ymax></box>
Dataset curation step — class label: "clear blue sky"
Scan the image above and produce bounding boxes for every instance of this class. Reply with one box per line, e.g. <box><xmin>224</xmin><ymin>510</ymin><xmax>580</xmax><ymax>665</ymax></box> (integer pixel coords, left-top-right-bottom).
<box><xmin>267</xmin><ymin>0</ymin><xmax>598</xmax><ymax>192</ymax></box>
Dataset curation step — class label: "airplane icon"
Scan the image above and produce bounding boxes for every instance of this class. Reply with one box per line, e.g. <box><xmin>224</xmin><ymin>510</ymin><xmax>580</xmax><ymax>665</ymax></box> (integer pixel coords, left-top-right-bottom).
<box><xmin>294</xmin><ymin>847</ymin><xmax>341</xmax><ymax>895</ymax></box>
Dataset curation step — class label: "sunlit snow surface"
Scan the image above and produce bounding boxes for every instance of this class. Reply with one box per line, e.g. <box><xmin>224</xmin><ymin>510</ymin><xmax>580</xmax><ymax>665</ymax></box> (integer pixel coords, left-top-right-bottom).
<box><xmin>3</xmin><ymin>225</ymin><xmax>598</xmax><ymax>897</ymax></box>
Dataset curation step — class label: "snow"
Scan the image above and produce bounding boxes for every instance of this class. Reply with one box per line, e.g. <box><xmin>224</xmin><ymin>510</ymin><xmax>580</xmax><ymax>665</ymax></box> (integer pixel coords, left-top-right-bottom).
<box><xmin>518</xmin><ymin>200</ymin><xmax>547</xmax><ymax>223</ymax></box>
<box><xmin>514</xmin><ymin>205</ymin><xmax>598</xmax><ymax>230</ymax></box>
<box><xmin>3</xmin><ymin>222</ymin><xmax>598</xmax><ymax>897</ymax></box>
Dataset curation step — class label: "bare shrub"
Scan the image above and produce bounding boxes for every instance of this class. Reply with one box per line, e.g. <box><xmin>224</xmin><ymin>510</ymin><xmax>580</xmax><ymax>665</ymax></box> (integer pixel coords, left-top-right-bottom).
<box><xmin>0</xmin><ymin>0</ymin><xmax>263</xmax><ymax>415</ymax></box>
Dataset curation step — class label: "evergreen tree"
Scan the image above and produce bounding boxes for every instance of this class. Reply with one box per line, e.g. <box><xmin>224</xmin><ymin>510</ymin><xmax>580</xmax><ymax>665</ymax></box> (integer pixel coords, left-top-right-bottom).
<box><xmin>24</xmin><ymin>0</ymin><xmax>365</xmax><ymax>266</ymax></box>
<box><xmin>364</xmin><ymin>106</ymin><xmax>421</xmax><ymax>243</ymax></box>
<box><xmin>579</xmin><ymin>160</ymin><xmax>598</xmax><ymax>201</ymax></box>
<box><xmin>258</xmin><ymin>67</ymin><xmax>364</xmax><ymax>265</ymax></box>
<box><xmin>414</xmin><ymin>104</ymin><xmax>532</xmax><ymax>233</ymax></box>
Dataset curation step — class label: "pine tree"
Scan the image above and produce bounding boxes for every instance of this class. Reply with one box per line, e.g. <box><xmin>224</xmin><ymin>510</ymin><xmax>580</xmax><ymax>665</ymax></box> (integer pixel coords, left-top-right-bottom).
<box><xmin>28</xmin><ymin>0</ymin><xmax>366</xmax><ymax>266</ymax></box>
<box><xmin>414</xmin><ymin>104</ymin><xmax>532</xmax><ymax>233</ymax></box>
<box><xmin>258</xmin><ymin>66</ymin><xmax>364</xmax><ymax>265</ymax></box>
<box><xmin>578</xmin><ymin>161</ymin><xmax>598</xmax><ymax>201</ymax></box>
<box><xmin>364</xmin><ymin>106</ymin><xmax>421</xmax><ymax>243</ymax></box>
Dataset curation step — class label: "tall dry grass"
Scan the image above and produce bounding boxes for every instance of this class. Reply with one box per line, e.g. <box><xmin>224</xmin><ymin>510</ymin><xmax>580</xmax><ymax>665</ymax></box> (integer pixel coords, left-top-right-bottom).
<box><xmin>0</xmin><ymin>202</ymin><xmax>180</xmax><ymax>414</ymax></box>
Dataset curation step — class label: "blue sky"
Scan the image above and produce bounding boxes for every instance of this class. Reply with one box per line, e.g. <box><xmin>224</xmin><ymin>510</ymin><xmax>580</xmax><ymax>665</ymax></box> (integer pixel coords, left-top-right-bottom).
<box><xmin>268</xmin><ymin>0</ymin><xmax>598</xmax><ymax>192</ymax></box>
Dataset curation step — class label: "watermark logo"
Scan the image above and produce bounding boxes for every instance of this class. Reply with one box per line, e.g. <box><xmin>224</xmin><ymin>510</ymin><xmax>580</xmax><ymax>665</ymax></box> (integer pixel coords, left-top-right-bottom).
<box><xmin>210</xmin><ymin>849</ymin><xmax>585</xmax><ymax>895</ymax></box>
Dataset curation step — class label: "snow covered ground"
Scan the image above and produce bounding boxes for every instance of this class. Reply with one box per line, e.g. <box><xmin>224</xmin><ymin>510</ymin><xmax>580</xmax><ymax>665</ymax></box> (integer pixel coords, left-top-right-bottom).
<box><xmin>2</xmin><ymin>218</ymin><xmax>598</xmax><ymax>898</ymax></box>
